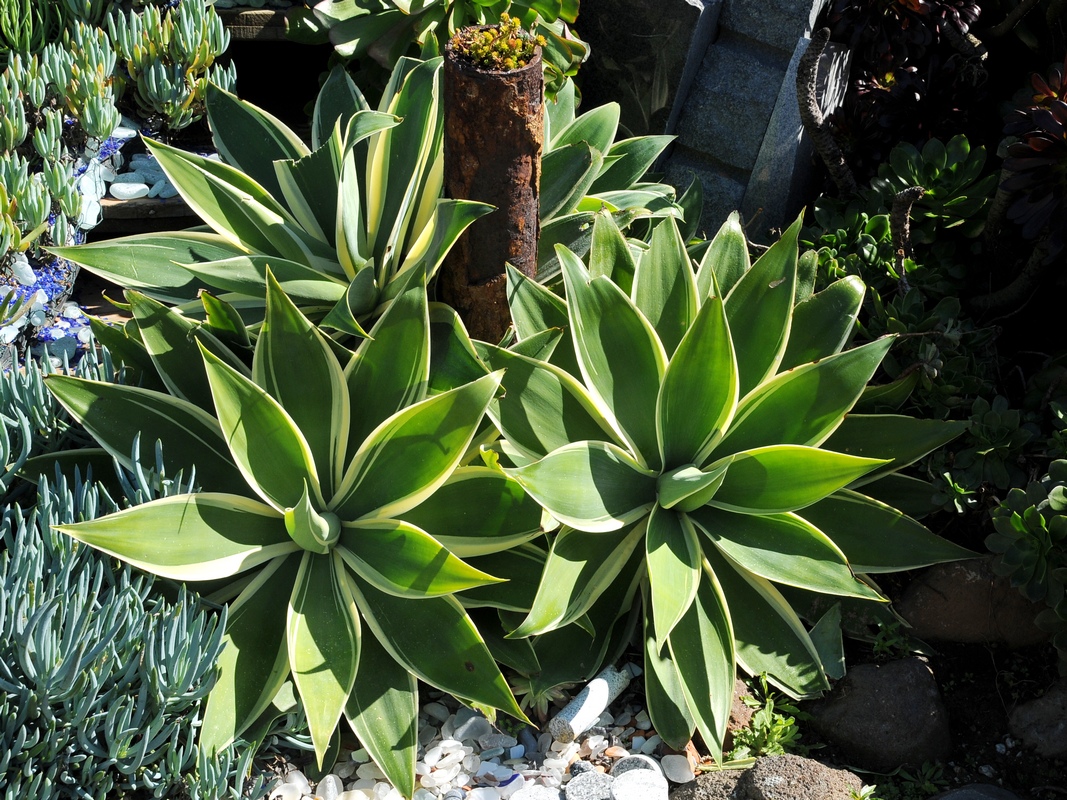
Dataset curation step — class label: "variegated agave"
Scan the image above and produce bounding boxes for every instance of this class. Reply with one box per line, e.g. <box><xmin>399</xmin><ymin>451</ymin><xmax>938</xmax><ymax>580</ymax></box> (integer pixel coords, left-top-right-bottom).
<box><xmin>51</xmin><ymin>58</ymin><xmax>490</xmax><ymax>336</ymax></box>
<box><xmin>43</xmin><ymin>271</ymin><xmax>543</xmax><ymax>796</ymax></box>
<box><xmin>481</xmin><ymin>211</ymin><xmax>972</xmax><ymax>759</ymax></box>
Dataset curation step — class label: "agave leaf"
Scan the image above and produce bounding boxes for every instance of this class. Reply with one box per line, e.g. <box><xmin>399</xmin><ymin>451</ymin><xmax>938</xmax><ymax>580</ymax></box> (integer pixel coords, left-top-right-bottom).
<box><xmin>399</xmin><ymin>468</ymin><xmax>543</xmax><ymax>557</ymax></box>
<box><xmin>541</xmin><ymin>141</ymin><xmax>603</xmax><ymax>221</ymax></box>
<box><xmin>349</xmin><ymin>572</ymin><xmax>527</xmax><ymax>721</ymax></box>
<box><xmin>313</xmin><ymin>64</ymin><xmax>371</xmax><ymax>149</ymax></box>
<box><xmin>394</xmin><ymin>198</ymin><xmax>495</xmax><ymax>282</ymax></box>
<box><xmin>725</xmin><ymin>215</ymin><xmax>801</xmax><ymax>397</ymax></box>
<box><xmin>780</xmin><ymin>275</ymin><xmax>866</xmax><ymax>370</ymax></box>
<box><xmin>129</xmin><ymin>291</ymin><xmax>251</xmax><ymax>410</ymax></box>
<box><xmin>344</xmin><ymin>621</ymin><xmax>417</xmax><ymax>800</ymax></box>
<box><xmin>255</xmin><ymin>273</ymin><xmax>350</xmax><ymax>493</ymax></box>
<box><xmin>200</xmin><ymin>554</ymin><xmax>300</xmax><ymax>754</ymax></box>
<box><xmin>478</xmin><ymin>341</ymin><xmax>617</xmax><ymax>462</ymax></box>
<box><xmin>459</xmin><ymin>546</ymin><xmax>547</xmax><ymax>611</ymax></box>
<box><xmin>703</xmin><ymin>542</ymin><xmax>828</xmax><ymax>697</ymax></box>
<box><xmin>510</xmin><ymin>522</ymin><xmax>646</xmax><ymax>637</ymax></box>
<box><xmin>506</xmin><ymin>441</ymin><xmax>657</xmax><ymax>532</ymax></box>
<box><xmin>696</xmin><ymin>212</ymin><xmax>749</xmax><ymax>300</ymax></box>
<box><xmin>667</xmin><ymin>565</ymin><xmax>735</xmax><ymax>757</ymax></box>
<box><xmin>345</xmin><ymin>267</ymin><xmax>429</xmax><ymax>450</ymax></box>
<box><xmin>332</xmin><ymin>372</ymin><xmax>501</xmax><ymax>520</ymax></box>
<box><xmin>590</xmin><ymin>136</ymin><xmax>675</xmax><ymax>195</ymax></box>
<box><xmin>589</xmin><ymin>211</ymin><xmax>637</xmax><ymax>295</ymax></box>
<box><xmin>821</xmin><ymin>415</ymin><xmax>968</xmax><ymax>486</ymax></box>
<box><xmin>178</xmin><ymin>255</ymin><xmax>348</xmax><ymax>305</ymax></box>
<box><xmin>633</xmin><ymin>217</ymin><xmax>699</xmax><ymax>356</ymax></box>
<box><xmin>715</xmin><ymin>337</ymin><xmax>895</xmax><ymax>459</ymax></box>
<box><xmin>860</xmin><ymin>473</ymin><xmax>941</xmax><ymax>520</ymax></box>
<box><xmin>646</xmin><ymin>506</ymin><xmax>700</xmax><ymax>648</ymax></box>
<box><xmin>48</xmin><ymin>232</ymin><xmax>234</xmax><ymax>303</ymax></box>
<box><xmin>677</xmin><ymin>176</ymin><xmax>704</xmax><ymax>243</ymax></box>
<box><xmin>201</xmin><ymin>293</ymin><xmax>252</xmax><ymax>350</ymax></box>
<box><xmin>288</xmin><ymin>551</ymin><xmax>361</xmax><ymax>765</ymax></box>
<box><xmin>545</xmin><ymin>76</ymin><xmax>577</xmax><ymax>144</ymax></box>
<box><xmin>54</xmin><ymin>493</ymin><xmax>293</xmax><ymax>581</ymax></box>
<box><xmin>87</xmin><ymin>317</ymin><xmax>164</xmax><ymax>392</ymax></box>
<box><xmin>146</xmin><ymin>138</ymin><xmax>331</xmax><ymax>269</ymax></box>
<box><xmin>322</xmin><ymin>268</ymin><xmax>375</xmax><ymax>337</ymax></box>
<box><xmin>275</xmin><ymin>135</ymin><xmax>344</xmax><ymax>245</ymax></box>
<box><xmin>797</xmin><ymin>489</ymin><xmax>976</xmax><ymax>572</ymax></box>
<box><xmin>338</xmin><ymin>518</ymin><xmax>502</xmax><ymax>598</ymax></box>
<box><xmin>551</xmin><ymin>102</ymin><xmax>619</xmax><ymax>155</ymax></box>
<box><xmin>807</xmin><ymin>603</ymin><xmax>846</xmax><ymax>681</ymax></box>
<box><xmin>642</xmin><ymin>584</ymin><xmax>698</xmax><ymax>748</ymax></box>
<box><xmin>207</xmin><ymin>82</ymin><xmax>311</xmax><ymax>200</ymax></box>
<box><xmin>691</xmin><ymin>507</ymin><xmax>883</xmax><ymax>601</ymax></box>
<box><xmin>427</xmin><ymin>302</ymin><xmax>489</xmax><ymax>395</ymax></box>
<box><xmin>337</xmin><ymin>147</ymin><xmax>370</xmax><ymax>280</ymax></box>
<box><xmin>706</xmin><ymin>445</ymin><xmax>887</xmax><ymax>514</ymax></box>
<box><xmin>44</xmin><ymin>376</ymin><xmax>247</xmax><ymax>495</ymax></box>
<box><xmin>657</xmin><ymin>294</ymin><xmax>737</xmax><ymax>468</ymax></box>
<box><xmin>202</xmin><ymin>345</ymin><xmax>324</xmax><ymax>512</ymax></box>
<box><xmin>560</xmin><ymin>245</ymin><xmax>667</xmax><ymax>469</ymax></box>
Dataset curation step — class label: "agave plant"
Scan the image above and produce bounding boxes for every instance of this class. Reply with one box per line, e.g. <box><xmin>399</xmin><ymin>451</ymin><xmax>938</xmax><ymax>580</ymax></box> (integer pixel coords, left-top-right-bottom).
<box><xmin>43</xmin><ymin>272</ymin><xmax>543</xmax><ymax>796</ymax></box>
<box><xmin>50</xmin><ymin>58</ymin><xmax>492</xmax><ymax>335</ymax></box>
<box><xmin>481</xmin><ymin>211</ymin><xmax>972</xmax><ymax>758</ymax></box>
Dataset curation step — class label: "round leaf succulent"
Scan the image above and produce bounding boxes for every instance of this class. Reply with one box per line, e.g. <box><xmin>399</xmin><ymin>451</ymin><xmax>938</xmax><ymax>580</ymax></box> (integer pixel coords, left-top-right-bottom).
<box><xmin>485</xmin><ymin>211</ymin><xmax>971</xmax><ymax>759</ymax></box>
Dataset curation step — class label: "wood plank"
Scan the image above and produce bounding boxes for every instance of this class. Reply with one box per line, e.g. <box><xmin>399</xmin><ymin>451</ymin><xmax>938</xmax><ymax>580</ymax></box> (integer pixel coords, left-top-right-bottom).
<box><xmin>217</xmin><ymin>7</ymin><xmax>288</xmax><ymax>41</ymax></box>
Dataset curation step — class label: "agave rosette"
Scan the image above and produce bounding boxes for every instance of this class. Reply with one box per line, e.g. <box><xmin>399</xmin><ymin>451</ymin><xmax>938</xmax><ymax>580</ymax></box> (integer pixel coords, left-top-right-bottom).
<box><xmin>51</xmin><ymin>58</ymin><xmax>491</xmax><ymax>336</ymax></box>
<box><xmin>482</xmin><ymin>211</ymin><xmax>971</xmax><ymax>758</ymax></box>
<box><xmin>44</xmin><ymin>271</ymin><xmax>542</xmax><ymax>796</ymax></box>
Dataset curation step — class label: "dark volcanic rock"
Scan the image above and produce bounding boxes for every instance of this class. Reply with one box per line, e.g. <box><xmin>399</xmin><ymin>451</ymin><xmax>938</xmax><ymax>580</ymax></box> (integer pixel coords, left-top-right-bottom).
<box><xmin>738</xmin><ymin>754</ymin><xmax>864</xmax><ymax>800</ymax></box>
<box><xmin>806</xmin><ymin>657</ymin><xmax>952</xmax><ymax>771</ymax></box>
<box><xmin>1008</xmin><ymin>678</ymin><xmax>1067</xmax><ymax>758</ymax></box>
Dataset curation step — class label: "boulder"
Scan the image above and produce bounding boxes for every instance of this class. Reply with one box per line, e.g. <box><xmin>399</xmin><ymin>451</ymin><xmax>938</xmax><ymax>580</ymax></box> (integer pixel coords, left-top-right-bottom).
<box><xmin>668</xmin><ymin>770</ymin><xmax>741</xmax><ymax>800</ymax></box>
<box><xmin>738</xmin><ymin>754</ymin><xmax>864</xmax><ymax>800</ymax></box>
<box><xmin>806</xmin><ymin>657</ymin><xmax>952</xmax><ymax>772</ymax></box>
<box><xmin>896</xmin><ymin>558</ymin><xmax>1049</xmax><ymax>648</ymax></box>
<box><xmin>1007</xmin><ymin>678</ymin><xmax>1067</xmax><ymax>758</ymax></box>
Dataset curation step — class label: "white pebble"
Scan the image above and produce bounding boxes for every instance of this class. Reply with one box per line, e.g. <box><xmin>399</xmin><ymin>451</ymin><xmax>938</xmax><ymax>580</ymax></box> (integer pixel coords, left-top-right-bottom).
<box><xmin>112</xmin><ymin>171</ymin><xmax>146</xmax><ymax>184</ymax></box>
<box><xmin>269</xmin><ymin>785</ymin><xmax>303</xmax><ymax>800</ymax></box>
<box><xmin>110</xmin><ymin>182</ymin><xmax>150</xmax><ymax>200</ymax></box>
<box><xmin>639</xmin><ymin>735</ymin><xmax>661</xmax><ymax>755</ymax></box>
<box><xmin>350</xmin><ymin>748</ymin><xmax>370</xmax><ymax>763</ymax></box>
<box><xmin>10</xmin><ymin>254</ymin><xmax>36</xmax><ymax>285</ymax></box>
<box><xmin>318</xmin><ymin>775</ymin><xmax>345</xmax><ymax>800</ymax></box>
<box><xmin>283</xmin><ymin>771</ymin><xmax>312</xmax><ymax>794</ymax></box>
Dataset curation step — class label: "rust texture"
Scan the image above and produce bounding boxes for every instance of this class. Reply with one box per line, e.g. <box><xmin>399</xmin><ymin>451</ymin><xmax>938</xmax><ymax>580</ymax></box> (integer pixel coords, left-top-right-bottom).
<box><xmin>439</xmin><ymin>39</ymin><xmax>544</xmax><ymax>343</ymax></box>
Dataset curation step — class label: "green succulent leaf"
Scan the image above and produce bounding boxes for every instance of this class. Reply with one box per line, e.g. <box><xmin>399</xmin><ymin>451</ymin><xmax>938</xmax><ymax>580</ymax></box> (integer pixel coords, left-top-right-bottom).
<box><xmin>478</xmin><ymin>341</ymin><xmax>616</xmax><ymax>462</ymax></box>
<box><xmin>129</xmin><ymin>290</ymin><xmax>251</xmax><ymax>410</ymax></box>
<box><xmin>696</xmin><ymin>211</ymin><xmax>749</xmax><ymax>300</ymax></box>
<box><xmin>350</xmin><ymin>573</ymin><xmax>526</xmax><ymax>722</ymax></box>
<box><xmin>666</xmin><ymin>565</ymin><xmax>735</xmax><ymax>757</ymax></box>
<box><xmin>207</xmin><ymin>82</ymin><xmax>311</xmax><ymax>200</ymax></box>
<box><xmin>401</xmin><ymin>468</ymin><xmax>544</xmax><ymax>557</ymax></box>
<box><xmin>344</xmin><ymin>622</ymin><xmax>418</xmax><ymax>800</ymax></box>
<box><xmin>202</xmin><ymin>344</ymin><xmax>324</xmax><ymax>512</ymax></box>
<box><xmin>285</xmin><ymin>482</ymin><xmax>342</xmax><ymax>554</ymax></box>
<box><xmin>288</xmin><ymin>551</ymin><xmax>361</xmax><ymax>765</ymax></box>
<box><xmin>201</xmin><ymin>554</ymin><xmax>300</xmax><ymax>754</ymax></box>
<box><xmin>715</xmin><ymin>337</ymin><xmax>895</xmax><ymax>459</ymax></box>
<box><xmin>780</xmin><ymin>275</ymin><xmax>866</xmax><ymax>370</ymax></box>
<box><xmin>54</xmin><ymin>493</ymin><xmax>293</xmax><ymax>581</ymax></box>
<box><xmin>691</xmin><ymin>507</ymin><xmax>883</xmax><ymax>601</ymax></box>
<box><xmin>657</xmin><ymin>294</ymin><xmax>737</xmax><ymax>467</ymax></box>
<box><xmin>707</xmin><ymin>445</ymin><xmax>887</xmax><ymax>514</ymax></box>
<box><xmin>541</xmin><ymin>141</ymin><xmax>603</xmax><ymax>221</ymax></box>
<box><xmin>510</xmin><ymin>522</ymin><xmax>646</xmax><ymax>637</ymax></box>
<box><xmin>725</xmin><ymin>215</ymin><xmax>801</xmax><ymax>397</ymax></box>
<box><xmin>49</xmin><ymin>231</ymin><xmax>236</xmax><ymax>303</ymax></box>
<box><xmin>255</xmin><ymin>273</ymin><xmax>351</xmax><ymax>493</ymax></box>
<box><xmin>821</xmin><ymin>415</ymin><xmax>968</xmax><ymax>486</ymax></box>
<box><xmin>560</xmin><ymin>245</ymin><xmax>667</xmax><ymax>469</ymax></box>
<box><xmin>338</xmin><ymin>518</ymin><xmax>501</xmax><ymax>598</ymax></box>
<box><xmin>507</xmin><ymin>441</ymin><xmax>657</xmax><ymax>532</ymax></box>
<box><xmin>642</xmin><ymin>582</ymin><xmax>697</xmax><ymax>747</ymax></box>
<box><xmin>798</xmin><ymin>489</ymin><xmax>976</xmax><ymax>572</ymax></box>
<box><xmin>589</xmin><ymin>211</ymin><xmax>637</xmax><ymax>295</ymax></box>
<box><xmin>646</xmin><ymin>506</ymin><xmax>700</xmax><ymax>648</ymax></box>
<box><xmin>333</xmin><ymin>372</ymin><xmax>501</xmax><ymax>520</ymax></box>
<box><xmin>44</xmin><ymin>376</ymin><xmax>248</xmax><ymax>495</ymax></box>
<box><xmin>703</xmin><ymin>543</ymin><xmax>828</xmax><ymax>697</ymax></box>
<box><xmin>177</xmin><ymin>255</ymin><xmax>348</xmax><ymax>305</ymax></box>
<box><xmin>345</xmin><ymin>267</ymin><xmax>429</xmax><ymax>451</ymax></box>
<box><xmin>633</xmin><ymin>217</ymin><xmax>699</xmax><ymax>356</ymax></box>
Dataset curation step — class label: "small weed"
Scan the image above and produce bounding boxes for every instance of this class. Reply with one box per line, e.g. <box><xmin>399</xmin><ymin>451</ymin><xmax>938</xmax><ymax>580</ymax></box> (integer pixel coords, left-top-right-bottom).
<box><xmin>871</xmin><ymin>620</ymin><xmax>914</xmax><ymax>661</ymax></box>
<box><xmin>727</xmin><ymin>675</ymin><xmax>810</xmax><ymax>760</ymax></box>
<box><xmin>870</xmin><ymin>762</ymin><xmax>950</xmax><ymax>800</ymax></box>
